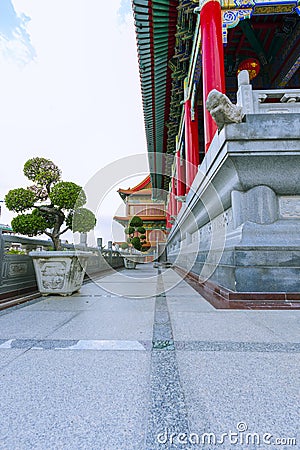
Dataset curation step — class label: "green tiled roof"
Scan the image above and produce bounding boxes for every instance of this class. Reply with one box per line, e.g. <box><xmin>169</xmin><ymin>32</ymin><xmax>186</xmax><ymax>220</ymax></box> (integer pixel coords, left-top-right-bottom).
<box><xmin>132</xmin><ymin>0</ymin><xmax>179</xmax><ymax>191</ymax></box>
<box><xmin>132</xmin><ymin>0</ymin><xmax>198</xmax><ymax>192</ymax></box>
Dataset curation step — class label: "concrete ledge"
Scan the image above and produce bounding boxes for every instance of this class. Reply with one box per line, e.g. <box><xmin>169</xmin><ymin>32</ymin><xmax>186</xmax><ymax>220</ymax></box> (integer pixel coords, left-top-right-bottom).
<box><xmin>168</xmin><ymin>112</ymin><xmax>300</xmax><ymax>295</ymax></box>
<box><xmin>0</xmin><ymin>292</ymin><xmax>40</xmax><ymax>311</ymax></box>
<box><xmin>174</xmin><ymin>266</ymin><xmax>300</xmax><ymax>310</ymax></box>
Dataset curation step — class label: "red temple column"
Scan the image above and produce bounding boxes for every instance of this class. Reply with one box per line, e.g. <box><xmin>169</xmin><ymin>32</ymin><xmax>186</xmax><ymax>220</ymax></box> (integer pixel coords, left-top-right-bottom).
<box><xmin>176</xmin><ymin>147</ymin><xmax>186</xmax><ymax>213</ymax></box>
<box><xmin>200</xmin><ymin>0</ymin><xmax>225</xmax><ymax>152</ymax></box>
<box><xmin>171</xmin><ymin>176</ymin><xmax>178</xmax><ymax>217</ymax></box>
<box><xmin>184</xmin><ymin>80</ymin><xmax>200</xmax><ymax>192</ymax></box>
<box><xmin>166</xmin><ymin>211</ymin><xmax>172</xmax><ymax>230</ymax></box>
<box><xmin>166</xmin><ymin>186</ymin><xmax>177</xmax><ymax>226</ymax></box>
<box><xmin>176</xmin><ymin>145</ymin><xmax>186</xmax><ymax>197</ymax></box>
<box><xmin>166</xmin><ymin>199</ymin><xmax>171</xmax><ymax>229</ymax></box>
<box><xmin>166</xmin><ymin>207</ymin><xmax>172</xmax><ymax>229</ymax></box>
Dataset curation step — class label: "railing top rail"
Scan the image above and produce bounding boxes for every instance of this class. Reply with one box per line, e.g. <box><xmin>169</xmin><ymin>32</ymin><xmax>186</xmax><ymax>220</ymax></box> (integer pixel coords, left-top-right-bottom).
<box><xmin>1</xmin><ymin>234</ymin><xmax>52</xmax><ymax>245</ymax></box>
<box><xmin>252</xmin><ymin>88</ymin><xmax>300</xmax><ymax>95</ymax></box>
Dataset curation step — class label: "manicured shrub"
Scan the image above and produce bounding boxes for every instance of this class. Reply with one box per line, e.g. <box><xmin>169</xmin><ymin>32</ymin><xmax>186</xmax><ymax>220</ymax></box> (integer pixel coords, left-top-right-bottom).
<box><xmin>5</xmin><ymin>157</ymin><xmax>96</xmax><ymax>250</ymax></box>
<box><xmin>125</xmin><ymin>216</ymin><xmax>149</xmax><ymax>252</ymax></box>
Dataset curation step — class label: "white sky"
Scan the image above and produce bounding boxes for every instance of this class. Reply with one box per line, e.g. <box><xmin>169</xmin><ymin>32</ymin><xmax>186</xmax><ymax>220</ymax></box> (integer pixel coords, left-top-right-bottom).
<box><xmin>0</xmin><ymin>0</ymin><xmax>147</xmax><ymax>245</ymax></box>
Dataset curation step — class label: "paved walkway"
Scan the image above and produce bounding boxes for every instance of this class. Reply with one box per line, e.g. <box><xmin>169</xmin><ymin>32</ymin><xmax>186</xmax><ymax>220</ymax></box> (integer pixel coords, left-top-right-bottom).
<box><xmin>0</xmin><ymin>264</ymin><xmax>299</xmax><ymax>450</ymax></box>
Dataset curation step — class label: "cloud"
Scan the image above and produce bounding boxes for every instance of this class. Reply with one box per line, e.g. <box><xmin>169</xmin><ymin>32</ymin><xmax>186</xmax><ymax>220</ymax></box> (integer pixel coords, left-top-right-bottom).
<box><xmin>0</xmin><ymin>0</ymin><xmax>36</xmax><ymax>65</ymax></box>
<box><xmin>118</xmin><ymin>0</ymin><xmax>132</xmax><ymax>24</ymax></box>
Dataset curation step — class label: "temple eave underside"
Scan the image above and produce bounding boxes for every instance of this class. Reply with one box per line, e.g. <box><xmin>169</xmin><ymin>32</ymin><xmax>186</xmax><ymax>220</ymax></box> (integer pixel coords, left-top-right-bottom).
<box><xmin>132</xmin><ymin>0</ymin><xmax>300</xmax><ymax>304</ymax></box>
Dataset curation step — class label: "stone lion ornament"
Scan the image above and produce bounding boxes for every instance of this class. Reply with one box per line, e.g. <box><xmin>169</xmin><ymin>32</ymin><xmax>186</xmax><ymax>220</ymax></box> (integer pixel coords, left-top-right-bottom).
<box><xmin>206</xmin><ymin>89</ymin><xmax>243</xmax><ymax>130</ymax></box>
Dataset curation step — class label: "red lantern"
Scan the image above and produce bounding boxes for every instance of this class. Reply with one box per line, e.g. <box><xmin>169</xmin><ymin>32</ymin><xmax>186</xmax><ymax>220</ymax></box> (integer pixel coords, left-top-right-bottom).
<box><xmin>237</xmin><ymin>58</ymin><xmax>260</xmax><ymax>80</ymax></box>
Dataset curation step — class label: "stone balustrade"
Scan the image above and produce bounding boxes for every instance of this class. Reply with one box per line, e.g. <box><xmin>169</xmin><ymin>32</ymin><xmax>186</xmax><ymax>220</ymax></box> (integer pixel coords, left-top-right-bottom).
<box><xmin>0</xmin><ymin>234</ymin><xmax>124</xmax><ymax>301</ymax></box>
<box><xmin>237</xmin><ymin>70</ymin><xmax>300</xmax><ymax>115</ymax></box>
<box><xmin>167</xmin><ymin>74</ymin><xmax>300</xmax><ymax>299</ymax></box>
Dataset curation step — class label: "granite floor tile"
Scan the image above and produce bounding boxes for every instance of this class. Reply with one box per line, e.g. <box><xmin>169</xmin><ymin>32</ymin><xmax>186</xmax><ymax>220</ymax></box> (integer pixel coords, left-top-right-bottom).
<box><xmin>176</xmin><ymin>350</ymin><xmax>300</xmax><ymax>449</ymax></box>
<box><xmin>0</xmin><ymin>350</ymin><xmax>150</xmax><ymax>450</ymax></box>
<box><xmin>47</xmin><ymin>310</ymin><xmax>155</xmax><ymax>340</ymax></box>
<box><xmin>170</xmin><ymin>311</ymin><xmax>286</xmax><ymax>342</ymax></box>
<box><xmin>0</xmin><ymin>310</ymin><xmax>78</xmax><ymax>340</ymax></box>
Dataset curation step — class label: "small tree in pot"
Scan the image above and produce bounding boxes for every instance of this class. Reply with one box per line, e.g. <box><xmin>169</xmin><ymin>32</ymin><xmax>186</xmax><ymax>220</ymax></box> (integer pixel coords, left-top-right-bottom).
<box><xmin>5</xmin><ymin>157</ymin><xmax>96</xmax><ymax>249</ymax></box>
<box><xmin>125</xmin><ymin>216</ymin><xmax>149</xmax><ymax>252</ymax></box>
<box><xmin>5</xmin><ymin>157</ymin><xmax>97</xmax><ymax>295</ymax></box>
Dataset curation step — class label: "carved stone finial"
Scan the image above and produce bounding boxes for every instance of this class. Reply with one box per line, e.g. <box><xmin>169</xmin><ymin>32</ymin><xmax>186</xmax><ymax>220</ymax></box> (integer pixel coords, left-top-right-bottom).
<box><xmin>206</xmin><ymin>89</ymin><xmax>243</xmax><ymax>130</ymax></box>
<box><xmin>238</xmin><ymin>69</ymin><xmax>250</xmax><ymax>87</ymax></box>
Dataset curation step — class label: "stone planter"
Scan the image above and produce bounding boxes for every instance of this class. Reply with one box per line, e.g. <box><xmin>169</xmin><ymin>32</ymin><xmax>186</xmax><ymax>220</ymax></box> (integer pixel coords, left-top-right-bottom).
<box><xmin>29</xmin><ymin>251</ymin><xmax>91</xmax><ymax>296</ymax></box>
<box><xmin>124</xmin><ymin>258</ymin><xmax>137</xmax><ymax>269</ymax></box>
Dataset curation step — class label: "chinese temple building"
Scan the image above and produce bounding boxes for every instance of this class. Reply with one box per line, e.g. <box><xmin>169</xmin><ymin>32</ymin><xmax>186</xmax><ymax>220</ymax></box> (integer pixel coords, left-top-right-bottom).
<box><xmin>132</xmin><ymin>0</ymin><xmax>300</xmax><ymax>306</ymax></box>
<box><xmin>114</xmin><ymin>175</ymin><xmax>167</xmax><ymax>251</ymax></box>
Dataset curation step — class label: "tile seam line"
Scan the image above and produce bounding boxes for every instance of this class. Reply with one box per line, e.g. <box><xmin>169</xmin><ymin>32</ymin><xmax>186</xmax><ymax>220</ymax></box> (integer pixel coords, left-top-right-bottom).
<box><xmin>146</xmin><ymin>267</ymin><xmax>193</xmax><ymax>446</ymax></box>
<box><xmin>0</xmin><ymin>309</ymin><xmax>81</xmax><ymax>357</ymax></box>
<box><xmin>41</xmin><ymin>310</ymin><xmax>84</xmax><ymax>341</ymax></box>
<box><xmin>164</xmin><ymin>281</ymin><xmax>195</xmax><ymax>441</ymax></box>
<box><xmin>0</xmin><ymin>346</ymin><xmax>36</xmax><ymax>372</ymax></box>
<box><xmin>245</xmin><ymin>311</ymin><xmax>295</xmax><ymax>343</ymax></box>
<box><xmin>0</xmin><ymin>296</ymin><xmax>44</xmax><ymax>317</ymax></box>
<box><xmin>0</xmin><ymin>311</ymin><xmax>82</xmax><ymax>360</ymax></box>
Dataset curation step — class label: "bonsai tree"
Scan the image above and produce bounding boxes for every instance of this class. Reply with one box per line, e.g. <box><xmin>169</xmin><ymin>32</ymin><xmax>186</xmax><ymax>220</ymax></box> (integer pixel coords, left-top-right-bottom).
<box><xmin>5</xmin><ymin>157</ymin><xmax>96</xmax><ymax>250</ymax></box>
<box><xmin>120</xmin><ymin>242</ymin><xmax>129</xmax><ymax>251</ymax></box>
<box><xmin>125</xmin><ymin>216</ymin><xmax>149</xmax><ymax>252</ymax></box>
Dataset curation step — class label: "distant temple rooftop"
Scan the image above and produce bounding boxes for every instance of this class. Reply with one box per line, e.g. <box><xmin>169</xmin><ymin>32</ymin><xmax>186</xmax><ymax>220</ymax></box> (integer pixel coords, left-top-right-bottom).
<box><xmin>117</xmin><ymin>175</ymin><xmax>152</xmax><ymax>200</ymax></box>
<box><xmin>114</xmin><ymin>175</ymin><xmax>167</xmax><ymax>247</ymax></box>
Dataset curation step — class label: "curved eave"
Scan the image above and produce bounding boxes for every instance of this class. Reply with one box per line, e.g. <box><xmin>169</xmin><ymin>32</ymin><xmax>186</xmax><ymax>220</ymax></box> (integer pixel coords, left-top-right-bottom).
<box><xmin>117</xmin><ymin>175</ymin><xmax>152</xmax><ymax>201</ymax></box>
<box><xmin>117</xmin><ymin>175</ymin><xmax>151</xmax><ymax>195</ymax></box>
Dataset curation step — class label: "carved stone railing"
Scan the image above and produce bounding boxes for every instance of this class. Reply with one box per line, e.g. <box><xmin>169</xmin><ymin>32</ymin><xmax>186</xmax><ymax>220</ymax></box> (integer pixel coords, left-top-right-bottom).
<box><xmin>0</xmin><ymin>234</ymin><xmax>124</xmax><ymax>302</ymax></box>
<box><xmin>237</xmin><ymin>70</ymin><xmax>300</xmax><ymax>115</ymax></box>
<box><xmin>0</xmin><ymin>234</ymin><xmax>52</xmax><ymax>301</ymax></box>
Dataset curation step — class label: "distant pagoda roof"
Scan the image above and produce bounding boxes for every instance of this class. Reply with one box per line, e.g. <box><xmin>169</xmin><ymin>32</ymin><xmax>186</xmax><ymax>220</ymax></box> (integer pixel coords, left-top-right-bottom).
<box><xmin>118</xmin><ymin>175</ymin><xmax>152</xmax><ymax>200</ymax></box>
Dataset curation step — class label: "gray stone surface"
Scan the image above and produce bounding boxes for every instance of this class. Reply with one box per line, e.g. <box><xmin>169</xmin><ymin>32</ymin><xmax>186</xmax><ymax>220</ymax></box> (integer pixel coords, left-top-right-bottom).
<box><xmin>170</xmin><ymin>311</ymin><xmax>290</xmax><ymax>343</ymax></box>
<box><xmin>177</xmin><ymin>351</ymin><xmax>299</xmax><ymax>449</ymax></box>
<box><xmin>146</xmin><ymin>351</ymin><xmax>190</xmax><ymax>450</ymax></box>
<box><xmin>167</xmin><ymin>112</ymin><xmax>300</xmax><ymax>293</ymax></box>
<box><xmin>0</xmin><ymin>349</ymin><xmax>27</xmax><ymax>370</ymax></box>
<box><xmin>0</xmin><ymin>350</ymin><xmax>150</xmax><ymax>450</ymax></box>
<box><xmin>0</xmin><ymin>310</ymin><xmax>77</xmax><ymax>339</ymax></box>
<box><xmin>24</xmin><ymin>295</ymin><xmax>98</xmax><ymax>311</ymax></box>
<box><xmin>247</xmin><ymin>310</ymin><xmax>300</xmax><ymax>343</ymax></box>
<box><xmin>232</xmin><ymin>185</ymin><xmax>278</xmax><ymax>227</ymax></box>
<box><xmin>175</xmin><ymin>340</ymin><xmax>300</xmax><ymax>353</ymax></box>
<box><xmin>48</xmin><ymin>310</ymin><xmax>154</xmax><ymax>340</ymax></box>
<box><xmin>0</xmin><ymin>339</ymin><xmax>148</xmax><ymax>351</ymax></box>
<box><xmin>167</xmin><ymin>295</ymin><xmax>215</xmax><ymax>313</ymax></box>
<box><xmin>0</xmin><ymin>265</ymin><xmax>299</xmax><ymax>449</ymax></box>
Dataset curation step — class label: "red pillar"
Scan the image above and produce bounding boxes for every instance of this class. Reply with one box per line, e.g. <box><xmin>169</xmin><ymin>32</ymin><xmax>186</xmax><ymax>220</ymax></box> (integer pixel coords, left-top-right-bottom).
<box><xmin>171</xmin><ymin>177</ymin><xmax>178</xmax><ymax>216</ymax></box>
<box><xmin>166</xmin><ymin>182</ymin><xmax>177</xmax><ymax>225</ymax></box>
<box><xmin>176</xmin><ymin>149</ymin><xmax>186</xmax><ymax>197</ymax></box>
<box><xmin>176</xmin><ymin>148</ymin><xmax>185</xmax><ymax>213</ymax></box>
<box><xmin>166</xmin><ymin>206</ymin><xmax>172</xmax><ymax>229</ymax></box>
<box><xmin>184</xmin><ymin>93</ymin><xmax>199</xmax><ymax>192</ymax></box>
<box><xmin>200</xmin><ymin>0</ymin><xmax>225</xmax><ymax>152</ymax></box>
